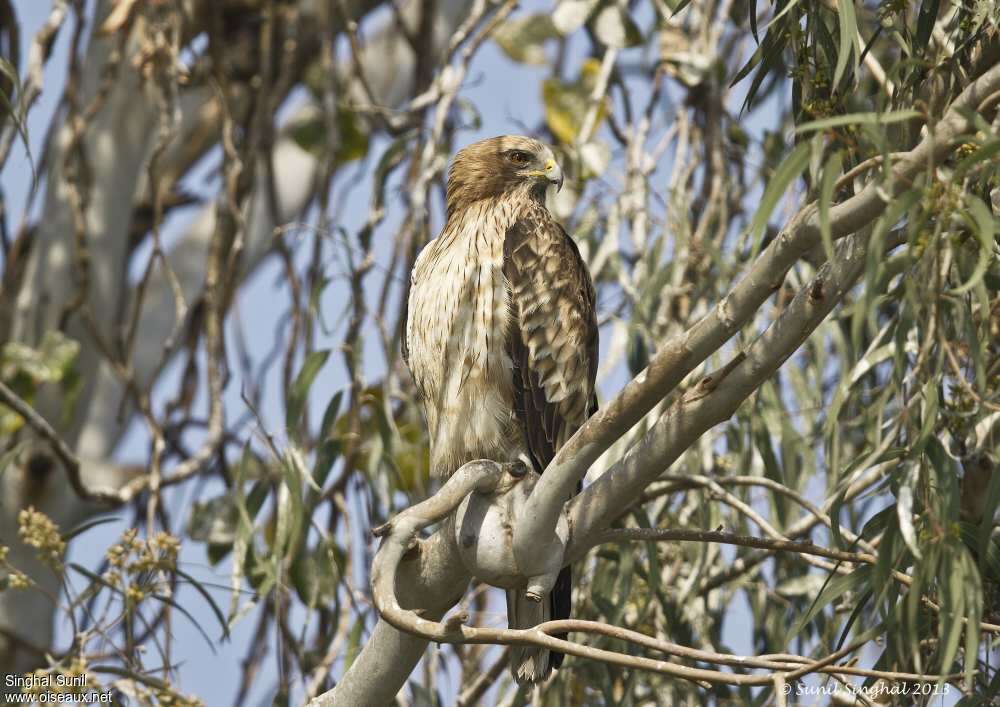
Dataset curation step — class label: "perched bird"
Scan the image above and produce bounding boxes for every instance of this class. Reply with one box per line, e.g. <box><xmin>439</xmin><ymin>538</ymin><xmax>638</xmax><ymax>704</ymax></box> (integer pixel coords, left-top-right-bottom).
<box><xmin>403</xmin><ymin>135</ymin><xmax>598</xmax><ymax>683</ymax></box>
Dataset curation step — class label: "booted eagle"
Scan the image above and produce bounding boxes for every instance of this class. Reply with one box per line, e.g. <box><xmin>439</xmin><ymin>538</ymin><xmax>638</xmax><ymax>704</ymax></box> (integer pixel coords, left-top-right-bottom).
<box><xmin>403</xmin><ymin>135</ymin><xmax>598</xmax><ymax>683</ymax></box>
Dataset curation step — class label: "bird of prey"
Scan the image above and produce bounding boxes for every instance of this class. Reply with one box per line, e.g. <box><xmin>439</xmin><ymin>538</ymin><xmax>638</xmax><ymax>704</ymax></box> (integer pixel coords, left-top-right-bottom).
<box><xmin>403</xmin><ymin>135</ymin><xmax>598</xmax><ymax>683</ymax></box>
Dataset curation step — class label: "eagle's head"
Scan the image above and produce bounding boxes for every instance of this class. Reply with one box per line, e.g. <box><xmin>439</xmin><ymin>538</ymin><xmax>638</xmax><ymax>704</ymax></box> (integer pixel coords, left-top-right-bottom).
<box><xmin>446</xmin><ymin>135</ymin><xmax>563</xmax><ymax>217</ymax></box>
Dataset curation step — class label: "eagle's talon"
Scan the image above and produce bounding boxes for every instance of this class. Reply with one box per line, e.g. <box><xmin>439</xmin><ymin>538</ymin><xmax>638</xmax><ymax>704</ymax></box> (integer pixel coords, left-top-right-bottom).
<box><xmin>404</xmin><ymin>136</ymin><xmax>595</xmax><ymax>683</ymax></box>
<box><xmin>504</xmin><ymin>460</ymin><xmax>529</xmax><ymax>478</ymax></box>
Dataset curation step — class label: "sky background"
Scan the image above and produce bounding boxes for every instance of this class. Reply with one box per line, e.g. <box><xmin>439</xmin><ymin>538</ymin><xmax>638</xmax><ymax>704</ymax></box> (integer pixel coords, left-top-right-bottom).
<box><xmin>0</xmin><ymin>2</ymin><xmax>963</xmax><ymax>706</ymax></box>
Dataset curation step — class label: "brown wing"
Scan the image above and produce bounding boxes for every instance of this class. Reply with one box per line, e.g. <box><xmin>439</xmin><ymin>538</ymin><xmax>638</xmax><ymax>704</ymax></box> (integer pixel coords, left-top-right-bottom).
<box><xmin>504</xmin><ymin>211</ymin><xmax>597</xmax><ymax>668</ymax></box>
<box><xmin>503</xmin><ymin>212</ymin><xmax>598</xmax><ymax>472</ymax></box>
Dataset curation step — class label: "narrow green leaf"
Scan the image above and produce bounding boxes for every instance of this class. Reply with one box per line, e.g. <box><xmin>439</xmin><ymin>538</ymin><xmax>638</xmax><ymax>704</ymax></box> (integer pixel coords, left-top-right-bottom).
<box><xmin>312</xmin><ymin>437</ymin><xmax>342</xmax><ymax>488</ymax></box>
<box><xmin>978</xmin><ymin>472</ymin><xmax>1000</xmax><ymax>578</ymax></box>
<box><xmin>819</xmin><ymin>150</ymin><xmax>844</xmax><ymax>264</ymax></box>
<box><xmin>859</xmin><ymin>501</ymin><xmax>901</xmax><ymax>541</ymax></box>
<box><xmin>897</xmin><ymin>465</ymin><xmax>922</xmax><ymax>560</ymax></box>
<box><xmin>62</xmin><ymin>516</ymin><xmax>122</xmax><ymax>542</ymax></box>
<box><xmin>730</xmin><ymin>45</ymin><xmax>763</xmax><ymax>88</ymax></box>
<box><xmin>286</xmin><ymin>349</ymin><xmax>331</xmax><ymax>431</ymax></box>
<box><xmin>319</xmin><ymin>390</ymin><xmax>344</xmax><ymax>440</ymax></box>
<box><xmin>791</xmin><ymin>565</ymin><xmax>872</xmax><ymax>636</ymax></box>
<box><xmin>961</xmin><ymin>553</ymin><xmax>983</xmax><ymax>690</ymax></box>
<box><xmin>0</xmin><ymin>441</ymin><xmax>25</xmax><ymax>480</ymax></box>
<box><xmin>813</xmin><ymin>12</ymin><xmax>839</xmax><ymax>77</ymax></box>
<box><xmin>741</xmin><ymin>36</ymin><xmax>785</xmax><ymax>112</ymax></box>
<box><xmin>915</xmin><ymin>0</ymin><xmax>941</xmax><ymax>50</ymax></box>
<box><xmin>69</xmin><ymin>562</ymin><xmax>124</xmax><ymax>596</ymax></box>
<box><xmin>962</xmin><ymin>294</ymin><xmax>988</xmax><ymax>397</ymax></box>
<box><xmin>277</xmin><ymin>454</ymin><xmax>305</xmax><ymax>562</ymax></box>
<box><xmin>873</xmin><ymin>516</ymin><xmax>900</xmax><ymax>605</ymax></box>
<box><xmin>769</xmin><ymin>0</ymin><xmax>804</xmax><ymax>27</ymax></box>
<box><xmin>0</xmin><ymin>58</ymin><xmax>35</xmax><ymax>186</ymax></box>
<box><xmin>731</xmin><ymin>8</ymin><xmax>790</xmax><ymax>92</ymax></box>
<box><xmin>938</xmin><ymin>553</ymin><xmax>965</xmax><ymax>680</ymax></box>
<box><xmin>795</xmin><ymin>110</ymin><xmax>921</xmax><ymax>134</ymax></box>
<box><xmin>833</xmin><ymin>0</ymin><xmax>860</xmax><ymax>87</ymax></box>
<box><xmin>670</xmin><ymin>0</ymin><xmax>693</xmax><ymax>16</ymax></box>
<box><xmin>835</xmin><ymin>588</ymin><xmax>873</xmax><ymax>651</ymax></box>
<box><xmin>914</xmin><ymin>381</ymin><xmax>939</xmax><ymax>458</ymax></box>
<box><xmin>949</xmin><ymin>195</ymin><xmax>994</xmax><ymax>295</ymax></box>
<box><xmin>229</xmin><ymin>445</ymin><xmax>262</xmax><ymax>621</ymax></box>
<box><xmin>176</xmin><ymin>567</ymin><xmax>231</xmax><ymax>640</ymax></box>
<box><xmin>829</xmin><ymin>486</ymin><xmax>847</xmax><ymax>550</ymax></box>
<box><xmin>749</xmin><ymin>141</ymin><xmax>810</xmax><ymax>259</ymax></box>
<box><xmin>150</xmin><ymin>592</ymin><xmax>217</xmax><ymax>650</ymax></box>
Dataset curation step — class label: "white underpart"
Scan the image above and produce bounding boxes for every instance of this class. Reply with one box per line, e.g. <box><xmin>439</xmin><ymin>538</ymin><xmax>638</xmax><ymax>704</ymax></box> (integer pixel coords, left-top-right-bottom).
<box><xmin>407</xmin><ymin>200</ymin><xmax>524</xmax><ymax>475</ymax></box>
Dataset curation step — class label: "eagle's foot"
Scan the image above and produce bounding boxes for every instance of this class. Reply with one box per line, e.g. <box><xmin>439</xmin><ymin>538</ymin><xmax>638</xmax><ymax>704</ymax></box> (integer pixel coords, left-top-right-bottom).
<box><xmin>503</xmin><ymin>459</ymin><xmax>530</xmax><ymax>478</ymax></box>
<box><xmin>524</xmin><ymin>588</ymin><xmax>544</xmax><ymax>602</ymax></box>
<box><xmin>526</xmin><ymin>570</ymin><xmax>558</xmax><ymax>603</ymax></box>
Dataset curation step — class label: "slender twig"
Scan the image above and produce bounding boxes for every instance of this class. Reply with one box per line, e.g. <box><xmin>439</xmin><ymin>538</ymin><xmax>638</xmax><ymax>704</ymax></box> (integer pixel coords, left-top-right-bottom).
<box><xmin>0</xmin><ymin>380</ymin><xmax>121</xmax><ymax>505</ymax></box>
<box><xmin>592</xmin><ymin>527</ymin><xmax>873</xmax><ymax>565</ymax></box>
<box><xmin>370</xmin><ymin>492</ymin><xmax>960</xmax><ymax>686</ymax></box>
<box><xmin>516</xmin><ymin>62</ymin><xmax>1000</xmax><ymax>577</ymax></box>
<box><xmin>456</xmin><ymin>647</ymin><xmax>509</xmax><ymax>707</ymax></box>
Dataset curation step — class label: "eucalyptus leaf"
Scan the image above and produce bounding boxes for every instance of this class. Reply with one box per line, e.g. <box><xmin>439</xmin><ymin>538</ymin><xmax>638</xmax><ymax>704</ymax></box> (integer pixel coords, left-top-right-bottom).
<box><xmin>493</xmin><ymin>14</ymin><xmax>559</xmax><ymax>64</ymax></box>
<box><xmin>552</xmin><ymin>0</ymin><xmax>600</xmax><ymax>34</ymax></box>
<box><xmin>286</xmin><ymin>349</ymin><xmax>331</xmax><ymax>431</ymax></box>
<box><xmin>592</xmin><ymin>5</ymin><xmax>643</xmax><ymax>48</ymax></box>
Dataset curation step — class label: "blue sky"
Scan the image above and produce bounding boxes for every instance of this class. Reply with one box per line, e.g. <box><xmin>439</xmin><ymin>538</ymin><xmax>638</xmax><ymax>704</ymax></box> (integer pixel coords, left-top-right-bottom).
<box><xmin>0</xmin><ymin>3</ymin><xmax>762</xmax><ymax>704</ymax></box>
<box><xmin>1</xmin><ymin>2</ymin><xmax>651</xmax><ymax>703</ymax></box>
<box><xmin>2</xmin><ymin>2</ymin><xmax>937</xmax><ymax>706</ymax></box>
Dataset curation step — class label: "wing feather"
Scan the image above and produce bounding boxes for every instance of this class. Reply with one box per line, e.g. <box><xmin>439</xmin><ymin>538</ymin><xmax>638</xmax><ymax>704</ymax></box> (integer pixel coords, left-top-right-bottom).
<box><xmin>503</xmin><ymin>210</ymin><xmax>598</xmax><ymax>670</ymax></box>
<box><xmin>503</xmin><ymin>212</ymin><xmax>597</xmax><ymax>470</ymax></box>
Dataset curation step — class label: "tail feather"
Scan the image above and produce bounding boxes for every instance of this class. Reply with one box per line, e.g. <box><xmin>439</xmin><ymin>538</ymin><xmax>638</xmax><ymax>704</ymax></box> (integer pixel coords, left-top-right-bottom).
<box><xmin>506</xmin><ymin>565</ymin><xmax>572</xmax><ymax>684</ymax></box>
<box><xmin>549</xmin><ymin>564</ymin><xmax>572</xmax><ymax>670</ymax></box>
<box><xmin>506</xmin><ymin>589</ymin><xmax>552</xmax><ymax>684</ymax></box>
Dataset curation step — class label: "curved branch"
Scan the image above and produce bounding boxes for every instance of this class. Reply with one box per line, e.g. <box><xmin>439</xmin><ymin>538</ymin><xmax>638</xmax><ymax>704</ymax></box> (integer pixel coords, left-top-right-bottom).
<box><xmin>307</xmin><ymin>527</ymin><xmax>471</xmax><ymax>707</ymax></box>
<box><xmin>371</xmin><ymin>459</ymin><xmax>508</xmax><ymax>539</ymax></box>
<box><xmin>642</xmin><ymin>474</ymin><xmax>878</xmax><ymax>554</ymax></box>
<box><xmin>0</xmin><ymin>381</ymin><xmax>98</xmax><ymax>504</ymax></box>
<box><xmin>563</xmin><ymin>230</ymin><xmax>877</xmax><ymax>560</ymax></box>
<box><xmin>516</xmin><ymin>62</ymin><xmax>1000</xmax><ymax>566</ymax></box>
<box><xmin>366</xmin><ymin>490</ymin><xmax>958</xmax><ymax>687</ymax></box>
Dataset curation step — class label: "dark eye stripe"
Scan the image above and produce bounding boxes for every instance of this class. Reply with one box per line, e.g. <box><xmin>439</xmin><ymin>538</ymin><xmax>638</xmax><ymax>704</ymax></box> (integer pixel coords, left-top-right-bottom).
<box><xmin>507</xmin><ymin>150</ymin><xmax>531</xmax><ymax>163</ymax></box>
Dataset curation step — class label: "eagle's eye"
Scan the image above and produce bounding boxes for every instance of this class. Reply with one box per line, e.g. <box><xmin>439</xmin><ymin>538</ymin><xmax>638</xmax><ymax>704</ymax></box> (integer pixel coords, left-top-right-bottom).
<box><xmin>506</xmin><ymin>150</ymin><xmax>532</xmax><ymax>165</ymax></box>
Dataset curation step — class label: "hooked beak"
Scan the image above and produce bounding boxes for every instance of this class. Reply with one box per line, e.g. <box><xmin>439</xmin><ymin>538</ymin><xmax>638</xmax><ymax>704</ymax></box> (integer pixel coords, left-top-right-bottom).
<box><xmin>543</xmin><ymin>158</ymin><xmax>564</xmax><ymax>192</ymax></box>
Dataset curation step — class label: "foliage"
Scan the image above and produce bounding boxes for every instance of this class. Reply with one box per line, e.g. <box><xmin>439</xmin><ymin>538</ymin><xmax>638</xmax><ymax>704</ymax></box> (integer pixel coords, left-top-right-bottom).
<box><xmin>0</xmin><ymin>0</ymin><xmax>997</xmax><ymax>705</ymax></box>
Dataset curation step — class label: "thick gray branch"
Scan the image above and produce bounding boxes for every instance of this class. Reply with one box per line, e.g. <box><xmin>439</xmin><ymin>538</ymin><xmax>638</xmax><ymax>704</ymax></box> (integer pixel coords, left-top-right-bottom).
<box><xmin>307</xmin><ymin>530</ymin><xmax>471</xmax><ymax>707</ymax></box>
<box><xmin>515</xmin><ymin>61</ymin><xmax>1000</xmax><ymax>569</ymax></box>
<box><xmin>565</xmin><ymin>232</ymin><xmax>879</xmax><ymax>559</ymax></box>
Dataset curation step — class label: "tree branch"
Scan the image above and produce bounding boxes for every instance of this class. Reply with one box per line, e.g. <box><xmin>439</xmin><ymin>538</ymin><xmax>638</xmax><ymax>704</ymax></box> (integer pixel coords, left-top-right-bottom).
<box><xmin>592</xmin><ymin>527</ymin><xmax>874</xmax><ymax>565</ymax></box>
<box><xmin>362</xmin><ymin>482</ymin><xmax>959</xmax><ymax>688</ymax></box>
<box><xmin>307</xmin><ymin>529</ymin><xmax>471</xmax><ymax>707</ymax></box>
<box><xmin>517</xmin><ymin>61</ymin><xmax>1000</xmax><ymax>573</ymax></box>
<box><xmin>564</xmin><ymin>230</ymin><xmax>882</xmax><ymax>559</ymax></box>
<box><xmin>322</xmin><ymin>51</ymin><xmax>1000</xmax><ymax>707</ymax></box>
